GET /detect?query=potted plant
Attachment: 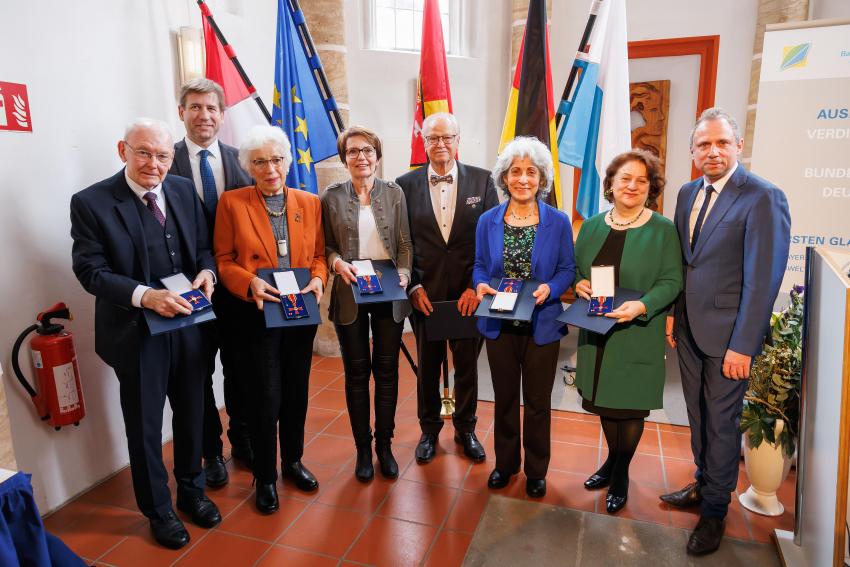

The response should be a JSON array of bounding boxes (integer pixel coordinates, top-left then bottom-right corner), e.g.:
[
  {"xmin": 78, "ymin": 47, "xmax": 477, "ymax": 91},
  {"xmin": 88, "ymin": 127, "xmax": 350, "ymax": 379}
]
[{"xmin": 739, "ymin": 285, "xmax": 804, "ymax": 516}]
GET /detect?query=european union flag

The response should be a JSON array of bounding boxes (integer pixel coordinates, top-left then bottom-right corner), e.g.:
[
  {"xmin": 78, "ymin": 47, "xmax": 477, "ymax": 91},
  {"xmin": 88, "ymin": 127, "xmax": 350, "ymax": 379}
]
[{"xmin": 271, "ymin": 0, "xmax": 339, "ymax": 194}]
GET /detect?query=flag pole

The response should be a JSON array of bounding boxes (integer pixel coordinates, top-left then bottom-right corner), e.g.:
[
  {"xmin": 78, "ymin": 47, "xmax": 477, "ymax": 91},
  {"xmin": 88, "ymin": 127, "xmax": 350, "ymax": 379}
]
[
  {"xmin": 287, "ymin": 0, "xmax": 346, "ymax": 135},
  {"xmin": 554, "ymin": 0, "xmax": 600, "ymax": 128},
  {"xmin": 197, "ymin": 0, "xmax": 272, "ymax": 123}
]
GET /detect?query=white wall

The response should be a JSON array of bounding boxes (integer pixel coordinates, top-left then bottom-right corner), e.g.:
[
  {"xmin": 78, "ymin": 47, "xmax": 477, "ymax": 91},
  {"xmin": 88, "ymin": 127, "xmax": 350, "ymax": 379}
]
[
  {"xmin": 0, "ymin": 0, "xmax": 766, "ymax": 514},
  {"xmin": 811, "ymin": 0, "xmax": 850, "ymax": 20}
]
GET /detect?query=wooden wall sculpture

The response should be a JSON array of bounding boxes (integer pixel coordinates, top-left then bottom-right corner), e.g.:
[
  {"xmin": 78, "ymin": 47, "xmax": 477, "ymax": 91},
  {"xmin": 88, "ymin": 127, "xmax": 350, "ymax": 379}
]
[{"xmin": 629, "ymin": 79, "xmax": 670, "ymax": 213}]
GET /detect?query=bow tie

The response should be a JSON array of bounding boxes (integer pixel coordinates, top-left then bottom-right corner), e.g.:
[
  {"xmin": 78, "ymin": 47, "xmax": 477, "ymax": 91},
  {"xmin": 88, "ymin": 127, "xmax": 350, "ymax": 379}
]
[{"xmin": 430, "ymin": 174, "xmax": 453, "ymax": 186}]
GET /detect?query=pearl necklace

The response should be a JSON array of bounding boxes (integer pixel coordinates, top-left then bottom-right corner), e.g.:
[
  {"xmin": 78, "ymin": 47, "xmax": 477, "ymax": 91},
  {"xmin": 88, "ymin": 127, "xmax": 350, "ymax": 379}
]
[{"xmin": 607, "ymin": 207, "xmax": 645, "ymax": 227}]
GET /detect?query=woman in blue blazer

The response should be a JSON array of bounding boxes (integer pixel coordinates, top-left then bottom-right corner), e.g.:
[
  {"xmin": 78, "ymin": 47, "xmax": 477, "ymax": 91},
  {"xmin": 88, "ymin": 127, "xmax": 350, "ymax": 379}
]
[{"xmin": 473, "ymin": 137, "xmax": 575, "ymax": 498}]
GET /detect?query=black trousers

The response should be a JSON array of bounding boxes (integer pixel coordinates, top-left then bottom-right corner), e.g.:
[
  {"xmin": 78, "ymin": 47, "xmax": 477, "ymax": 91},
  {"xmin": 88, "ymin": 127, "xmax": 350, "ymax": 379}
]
[
  {"xmin": 677, "ymin": 315, "xmax": 748, "ymax": 518},
  {"xmin": 335, "ymin": 303, "xmax": 404, "ymax": 445},
  {"xmin": 114, "ymin": 325, "xmax": 207, "ymax": 519},
  {"xmin": 248, "ymin": 319, "xmax": 317, "ymax": 484},
  {"xmin": 411, "ymin": 312, "xmax": 482, "ymax": 434},
  {"xmin": 485, "ymin": 329, "xmax": 560, "ymax": 479},
  {"xmin": 201, "ymin": 286, "xmax": 250, "ymax": 460}
]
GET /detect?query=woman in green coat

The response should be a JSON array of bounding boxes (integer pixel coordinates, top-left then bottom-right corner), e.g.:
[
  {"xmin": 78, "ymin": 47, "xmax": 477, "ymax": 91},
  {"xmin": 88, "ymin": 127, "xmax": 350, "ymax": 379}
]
[{"xmin": 573, "ymin": 149, "xmax": 682, "ymax": 514}]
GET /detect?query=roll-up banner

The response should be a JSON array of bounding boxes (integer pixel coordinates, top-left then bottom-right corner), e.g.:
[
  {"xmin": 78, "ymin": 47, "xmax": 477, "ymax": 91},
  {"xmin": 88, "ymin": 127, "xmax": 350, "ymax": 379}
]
[{"xmin": 750, "ymin": 20, "xmax": 850, "ymax": 290}]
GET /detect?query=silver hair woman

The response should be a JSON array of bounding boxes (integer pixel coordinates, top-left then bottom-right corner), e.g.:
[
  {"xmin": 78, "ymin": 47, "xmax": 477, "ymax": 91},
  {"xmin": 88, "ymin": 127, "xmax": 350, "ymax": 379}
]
[
  {"xmin": 237, "ymin": 125, "xmax": 292, "ymax": 173},
  {"xmin": 473, "ymin": 135, "xmax": 576, "ymax": 499},
  {"xmin": 490, "ymin": 136, "xmax": 555, "ymax": 202}
]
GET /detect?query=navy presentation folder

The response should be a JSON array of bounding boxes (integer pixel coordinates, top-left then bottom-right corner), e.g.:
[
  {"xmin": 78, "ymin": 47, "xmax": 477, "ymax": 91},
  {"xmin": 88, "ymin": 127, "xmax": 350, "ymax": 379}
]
[
  {"xmin": 350, "ymin": 259, "xmax": 409, "ymax": 304},
  {"xmin": 258, "ymin": 268, "xmax": 322, "ymax": 328},
  {"xmin": 424, "ymin": 300, "xmax": 480, "ymax": 341},
  {"xmin": 144, "ymin": 292, "xmax": 217, "ymax": 336},
  {"xmin": 557, "ymin": 287, "xmax": 644, "ymax": 334},
  {"xmin": 474, "ymin": 278, "xmax": 542, "ymax": 322}
]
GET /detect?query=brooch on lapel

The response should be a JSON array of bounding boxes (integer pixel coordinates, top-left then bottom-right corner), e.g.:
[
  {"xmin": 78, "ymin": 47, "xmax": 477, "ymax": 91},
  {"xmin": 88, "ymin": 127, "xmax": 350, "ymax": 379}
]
[{"xmin": 294, "ymin": 212, "xmax": 302, "ymax": 223}]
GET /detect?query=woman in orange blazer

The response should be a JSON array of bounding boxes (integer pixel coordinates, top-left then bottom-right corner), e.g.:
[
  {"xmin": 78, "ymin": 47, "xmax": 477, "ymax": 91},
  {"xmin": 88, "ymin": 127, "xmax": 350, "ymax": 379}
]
[{"xmin": 214, "ymin": 125, "xmax": 327, "ymax": 514}]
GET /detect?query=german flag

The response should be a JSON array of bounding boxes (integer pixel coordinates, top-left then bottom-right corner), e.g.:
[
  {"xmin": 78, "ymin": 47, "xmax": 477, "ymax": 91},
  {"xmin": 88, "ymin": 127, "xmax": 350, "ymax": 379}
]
[
  {"xmin": 498, "ymin": 0, "xmax": 561, "ymax": 207},
  {"xmin": 409, "ymin": 0, "xmax": 453, "ymax": 169}
]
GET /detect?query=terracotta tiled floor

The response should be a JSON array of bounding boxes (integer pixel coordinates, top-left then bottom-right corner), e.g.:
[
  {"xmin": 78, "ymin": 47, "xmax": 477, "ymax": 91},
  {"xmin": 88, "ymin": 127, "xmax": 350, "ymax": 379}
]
[{"xmin": 43, "ymin": 336, "xmax": 795, "ymax": 566}]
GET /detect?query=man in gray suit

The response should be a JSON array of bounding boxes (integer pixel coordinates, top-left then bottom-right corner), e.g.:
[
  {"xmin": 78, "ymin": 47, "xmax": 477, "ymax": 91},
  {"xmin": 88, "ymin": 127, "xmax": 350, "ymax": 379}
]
[
  {"xmin": 661, "ymin": 108, "xmax": 791, "ymax": 555},
  {"xmin": 169, "ymin": 79, "xmax": 253, "ymax": 486}
]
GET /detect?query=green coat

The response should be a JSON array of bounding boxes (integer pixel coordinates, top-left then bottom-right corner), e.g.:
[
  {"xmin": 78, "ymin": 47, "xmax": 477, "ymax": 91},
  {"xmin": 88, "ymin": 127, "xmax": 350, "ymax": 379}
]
[{"xmin": 574, "ymin": 212, "xmax": 683, "ymax": 410}]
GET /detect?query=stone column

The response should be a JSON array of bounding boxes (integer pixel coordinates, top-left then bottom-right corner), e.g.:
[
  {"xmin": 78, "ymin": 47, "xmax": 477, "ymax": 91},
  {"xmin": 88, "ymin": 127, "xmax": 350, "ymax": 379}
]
[
  {"xmin": 301, "ymin": 0, "xmax": 350, "ymax": 356},
  {"xmin": 743, "ymin": 0, "xmax": 809, "ymax": 161},
  {"xmin": 0, "ymin": 382, "xmax": 15, "ymax": 469},
  {"xmin": 510, "ymin": 0, "xmax": 552, "ymax": 73}
]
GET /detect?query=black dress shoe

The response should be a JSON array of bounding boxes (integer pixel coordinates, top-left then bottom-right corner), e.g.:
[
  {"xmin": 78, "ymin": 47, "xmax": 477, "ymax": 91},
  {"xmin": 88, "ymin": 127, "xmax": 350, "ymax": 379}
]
[
  {"xmin": 282, "ymin": 461, "xmax": 319, "ymax": 492},
  {"xmin": 375, "ymin": 441, "xmax": 399, "ymax": 479},
  {"xmin": 176, "ymin": 494, "xmax": 221, "ymax": 528},
  {"xmin": 660, "ymin": 482, "xmax": 702, "ymax": 508},
  {"xmin": 454, "ymin": 432, "xmax": 486, "ymax": 462},
  {"xmin": 355, "ymin": 445, "xmax": 374, "ymax": 482},
  {"xmin": 487, "ymin": 468, "xmax": 517, "ymax": 489},
  {"xmin": 204, "ymin": 456, "xmax": 229, "ymax": 488},
  {"xmin": 526, "ymin": 478, "xmax": 546, "ymax": 498},
  {"xmin": 687, "ymin": 515, "xmax": 725, "ymax": 556},
  {"xmin": 415, "ymin": 433, "xmax": 438, "ymax": 464},
  {"xmin": 255, "ymin": 482, "xmax": 279, "ymax": 514},
  {"xmin": 583, "ymin": 473, "xmax": 610, "ymax": 490},
  {"xmin": 150, "ymin": 511, "xmax": 190, "ymax": 550},
  {"xmin": 606, "ymin": 493, "xmax": 628, "ymax": 514}
]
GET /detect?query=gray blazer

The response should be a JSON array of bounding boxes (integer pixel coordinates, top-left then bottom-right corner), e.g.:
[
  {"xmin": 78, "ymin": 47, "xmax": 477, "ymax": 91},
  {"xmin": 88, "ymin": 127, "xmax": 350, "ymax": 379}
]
[{"xmin": 321, "ymin": 178, "xmax": 413, "ymax": 325}]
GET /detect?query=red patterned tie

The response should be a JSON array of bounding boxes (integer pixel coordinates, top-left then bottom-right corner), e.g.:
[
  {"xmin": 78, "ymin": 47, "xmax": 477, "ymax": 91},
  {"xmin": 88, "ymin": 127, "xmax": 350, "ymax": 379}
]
[{"xmin": 144, "ymin": 192, "xmax": 166, "ymax": 227}]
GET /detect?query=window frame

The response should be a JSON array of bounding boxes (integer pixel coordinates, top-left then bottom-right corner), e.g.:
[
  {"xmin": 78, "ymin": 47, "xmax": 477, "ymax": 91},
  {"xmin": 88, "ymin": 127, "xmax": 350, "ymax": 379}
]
[{"xmin": 364, "ymin": 0, "xmax": 463, "ymax": 56}]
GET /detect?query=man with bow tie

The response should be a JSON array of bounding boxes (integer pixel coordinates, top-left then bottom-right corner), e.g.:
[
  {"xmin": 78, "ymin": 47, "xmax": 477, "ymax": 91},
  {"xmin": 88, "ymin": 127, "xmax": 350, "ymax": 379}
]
[{"xmin": 396, "ymin": 112, "xmax": 499, "ymax": 464}]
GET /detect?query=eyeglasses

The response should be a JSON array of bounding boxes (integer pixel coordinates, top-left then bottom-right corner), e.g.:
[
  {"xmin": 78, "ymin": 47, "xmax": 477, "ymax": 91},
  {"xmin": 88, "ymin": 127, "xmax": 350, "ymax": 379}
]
[
  {"xmin": 345, "ymin": 146, "xmax": 376, "ymax": 159},
  {"xmin": 424, "ymin": 135, "xmax": 457, "ymax": 146},
  {"xmin": 123, "ymin": 142, "xmax": 173, "ymax": 164},
  {"xmin": 251, "ymin": 157, "xmax": 286, "ymax": 168}
]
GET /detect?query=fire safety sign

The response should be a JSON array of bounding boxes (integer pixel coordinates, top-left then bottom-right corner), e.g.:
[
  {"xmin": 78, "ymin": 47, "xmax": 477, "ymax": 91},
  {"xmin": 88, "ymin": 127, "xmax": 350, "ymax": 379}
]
[{"xmin": 0, "ymin": 81, "xmax": 32, "ymax": 133}]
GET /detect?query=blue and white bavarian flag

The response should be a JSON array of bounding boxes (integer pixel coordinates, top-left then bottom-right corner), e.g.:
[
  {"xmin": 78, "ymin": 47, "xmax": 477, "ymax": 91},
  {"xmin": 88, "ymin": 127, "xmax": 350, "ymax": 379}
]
[
  {"xmin": 557, "ymin": 0, "xmax": 631, "ymax": 219},
  {"xmin": 272, "ymin": 0, "xmax": 339, "ymax": 194}
]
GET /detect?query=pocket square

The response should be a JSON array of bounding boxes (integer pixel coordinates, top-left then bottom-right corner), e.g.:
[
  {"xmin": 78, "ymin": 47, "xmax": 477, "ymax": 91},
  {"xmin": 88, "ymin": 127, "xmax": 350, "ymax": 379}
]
[{"xmin": 465, "ymin": 196, "xmax": 482, "ymax": 206}]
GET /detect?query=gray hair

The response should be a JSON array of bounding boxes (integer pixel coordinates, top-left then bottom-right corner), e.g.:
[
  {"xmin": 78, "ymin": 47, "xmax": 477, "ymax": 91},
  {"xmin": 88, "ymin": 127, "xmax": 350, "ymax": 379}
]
[
  {"xmin": 422, "ymin": 112, "xmax": 459, "ymax": 136},
  {"xmin": 689, "ymin": 107, "xmax": 742, "ymax": 148},
  {"xmin": 238, "ymin": 125, "xmax": 292, "ymax": 173},
  {"xmin": 491, "ymin": 136, "xmax": 554, "ymax": 200},
  {"xmin": 179, "ymin": 78, "xmax": 226, "ymax": 111},
  {"xmin": 124, "ymin": 117, "xmax": 174, "ymax": 142}
]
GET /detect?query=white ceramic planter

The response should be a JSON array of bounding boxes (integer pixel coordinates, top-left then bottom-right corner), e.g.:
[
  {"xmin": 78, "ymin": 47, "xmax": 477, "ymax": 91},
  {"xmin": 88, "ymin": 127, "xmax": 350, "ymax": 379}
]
[{"xmin": 739, "ymin": 419, "xmax": 793, "ymax": 516}]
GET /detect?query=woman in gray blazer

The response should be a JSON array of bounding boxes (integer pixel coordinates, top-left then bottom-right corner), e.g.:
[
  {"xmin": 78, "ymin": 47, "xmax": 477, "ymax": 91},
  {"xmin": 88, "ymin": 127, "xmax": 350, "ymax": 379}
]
[{"xmin": 321, "ymin": 126, "xmax": 412, "ymax": 483}]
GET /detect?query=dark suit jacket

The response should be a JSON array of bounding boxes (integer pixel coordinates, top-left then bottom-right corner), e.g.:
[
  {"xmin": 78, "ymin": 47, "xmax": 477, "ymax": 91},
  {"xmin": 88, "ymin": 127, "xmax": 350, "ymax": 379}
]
[
  {"xmin": 473, "ymin": 201, "xmax": 576, "ymax": 345},
  {"xmin": 169, "ymin": 139, "xmax": 252, "ymax": 226},
  {"xmin": 70, "ymin": 170, "xmax": 216, "ymax": 369},
  {"xmin": 673, "ymin": 165, "xmax": 791, "ymax": 357},
  {"xmin": 396, "ymin": 162, "xmax": 499, "ymax": 301}
]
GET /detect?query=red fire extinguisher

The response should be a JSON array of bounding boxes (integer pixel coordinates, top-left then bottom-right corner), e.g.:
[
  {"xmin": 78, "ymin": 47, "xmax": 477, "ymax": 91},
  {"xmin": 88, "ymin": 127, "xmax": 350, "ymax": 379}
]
[{"xmin": 12, "ymin": 303, "xmax": 85, "ymax": 430}]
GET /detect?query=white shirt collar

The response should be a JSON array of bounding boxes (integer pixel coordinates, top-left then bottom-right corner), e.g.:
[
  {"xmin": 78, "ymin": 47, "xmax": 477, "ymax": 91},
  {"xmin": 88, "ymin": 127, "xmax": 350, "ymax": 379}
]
[
  {"xmin": 124, "ymin": 168, "xmax": 162, "ymax": 200},
  {"xmin": 185, "ymin": 137, "xmax": 220, "ymax": 159},
  {"xmin": 702, "ymin": 161, "xmax": 738, "ymax": 193},
  {"xmin": 427, "ymin": 162, "xmax": 458, "ymax": 185}
]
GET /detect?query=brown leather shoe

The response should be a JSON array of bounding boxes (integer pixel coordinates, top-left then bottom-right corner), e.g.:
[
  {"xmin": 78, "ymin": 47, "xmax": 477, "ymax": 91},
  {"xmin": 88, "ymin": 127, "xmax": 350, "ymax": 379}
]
[
  {"xmin": 687, "ymin": 515, "xmax": 725, "ymax": 555},
  {"xmin": 660, "ymin": 482, "xmax": 702, "ymax": 508}
]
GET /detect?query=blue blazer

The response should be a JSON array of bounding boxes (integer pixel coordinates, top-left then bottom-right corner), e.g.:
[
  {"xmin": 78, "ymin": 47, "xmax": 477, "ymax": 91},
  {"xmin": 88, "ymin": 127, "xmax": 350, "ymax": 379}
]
[
  {"xmin": 673, "ymin": 165, "xmax": 791, "ymax": 357},
  {"xmin": 473, "ymin": 201, "xmax": 575, "ymax": 345}
]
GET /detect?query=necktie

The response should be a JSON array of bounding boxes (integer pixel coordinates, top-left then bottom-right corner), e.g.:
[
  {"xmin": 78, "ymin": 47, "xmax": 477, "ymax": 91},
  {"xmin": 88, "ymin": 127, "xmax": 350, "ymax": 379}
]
[
  {"xmin": 430, "ymin": 174, "xmax": 453, "ymax": 186},
  {"xmin": 144, "ymin": 192, "xmax": 166, "ymax": 227},
  {"xmin": 199, "ymin": 149, "xmax": 218, "ymax": 216},
  {"xmin": 690, "ymin": 185, "xmax": 715, "ymax": 251}
]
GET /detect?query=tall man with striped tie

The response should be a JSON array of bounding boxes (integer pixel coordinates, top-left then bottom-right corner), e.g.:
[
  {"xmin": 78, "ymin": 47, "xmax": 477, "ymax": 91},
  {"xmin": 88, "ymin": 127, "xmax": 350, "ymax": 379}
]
[
  {"xmin": 71, "ymin": 119, "xmax": 220, "ymax": 549},
  {"xmin": 661, "ymin": 108, "xmax": 791, "ymax": 556},
  {"xmin": 170, "ymin": 79, "xmax": 253, "ymax": 487}
]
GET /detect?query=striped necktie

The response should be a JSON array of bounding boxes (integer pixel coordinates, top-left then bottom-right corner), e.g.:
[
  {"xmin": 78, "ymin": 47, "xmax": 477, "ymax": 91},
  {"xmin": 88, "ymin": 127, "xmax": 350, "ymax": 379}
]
[{"xmin": 199, "ymin": 149, "xmax": 218, "ymax": 217}]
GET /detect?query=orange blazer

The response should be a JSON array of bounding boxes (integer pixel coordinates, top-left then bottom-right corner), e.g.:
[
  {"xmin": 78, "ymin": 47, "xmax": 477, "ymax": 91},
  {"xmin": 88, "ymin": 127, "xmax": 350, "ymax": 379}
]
[{"xmin": 214, "ymin": 185, "xmax": 328, "ymax": 302}]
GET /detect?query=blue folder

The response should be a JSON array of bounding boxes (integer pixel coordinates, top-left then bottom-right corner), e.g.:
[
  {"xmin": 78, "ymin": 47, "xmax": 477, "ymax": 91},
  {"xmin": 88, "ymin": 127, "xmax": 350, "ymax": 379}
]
[
  {"xmin": 143, "ymin": 288, "xmax": 217, "ymax": 336},
  {"xmin": 474, "ymin": 278, "xmax": 542, "ymax": 322},
  {"xmin": 258, "ymin": 268, "xmax": 322, "ymax": 328},
  {"xmin": 557, "ymin": 287, "xmax": 644, "ymax": 334},
  {"xmin": 350, "ymin": 259, "xmax": 409, "ymax": 304},
  {"xmin": 425, "ymin": 300, "xmax": 480, "ymax": 341}
]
